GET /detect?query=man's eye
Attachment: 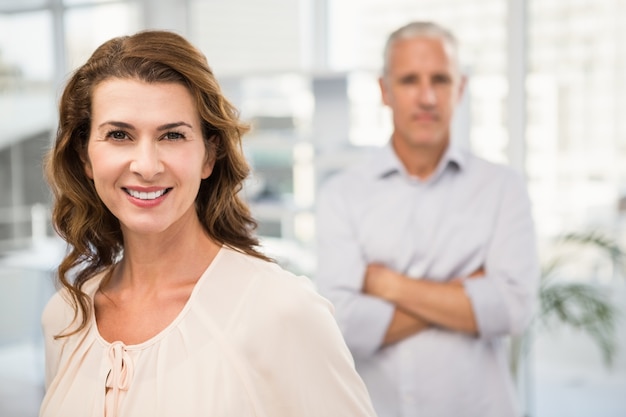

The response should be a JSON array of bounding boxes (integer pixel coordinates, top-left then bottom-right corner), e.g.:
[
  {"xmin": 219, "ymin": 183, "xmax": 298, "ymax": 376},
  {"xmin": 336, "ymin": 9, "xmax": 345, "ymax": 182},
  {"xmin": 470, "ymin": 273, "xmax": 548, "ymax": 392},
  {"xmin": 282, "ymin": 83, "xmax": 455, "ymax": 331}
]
[
  {"xmin": 399, "ymin": 75, "xmax": 417, "ymax": 84},
  {"xmin": 433, "ymin": 75, "xmax": 452, "ymax": 85}
]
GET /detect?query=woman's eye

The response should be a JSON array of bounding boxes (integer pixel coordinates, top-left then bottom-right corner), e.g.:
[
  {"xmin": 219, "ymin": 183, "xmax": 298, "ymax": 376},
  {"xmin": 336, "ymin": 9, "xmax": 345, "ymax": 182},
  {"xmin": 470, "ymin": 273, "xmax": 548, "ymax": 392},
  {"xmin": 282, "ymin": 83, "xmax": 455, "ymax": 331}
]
[
  {"xmin": 164, "ymin": 131, "xmax": 185, "ymax": 140},
  {"xmin": 107, "ymin": 130, "xmax": 128, "ymax": 140}
]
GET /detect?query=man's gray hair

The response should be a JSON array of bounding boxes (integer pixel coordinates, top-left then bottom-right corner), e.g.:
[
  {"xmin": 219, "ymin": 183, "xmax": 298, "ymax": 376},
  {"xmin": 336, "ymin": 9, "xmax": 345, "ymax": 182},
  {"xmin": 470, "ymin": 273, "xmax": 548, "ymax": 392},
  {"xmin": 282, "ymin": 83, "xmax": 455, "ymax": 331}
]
[{"xmin": 382, "ymin": 21, "xmax": 460, "ymax": 76}]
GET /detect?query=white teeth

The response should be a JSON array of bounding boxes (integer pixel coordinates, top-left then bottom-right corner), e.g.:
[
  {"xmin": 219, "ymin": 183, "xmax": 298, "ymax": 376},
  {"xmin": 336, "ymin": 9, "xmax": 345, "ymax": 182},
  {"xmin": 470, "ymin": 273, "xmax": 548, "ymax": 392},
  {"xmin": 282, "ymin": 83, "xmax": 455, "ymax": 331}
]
[{"xmin": 127, "ymin": 189, "xmax": 167, "ymax": 200}]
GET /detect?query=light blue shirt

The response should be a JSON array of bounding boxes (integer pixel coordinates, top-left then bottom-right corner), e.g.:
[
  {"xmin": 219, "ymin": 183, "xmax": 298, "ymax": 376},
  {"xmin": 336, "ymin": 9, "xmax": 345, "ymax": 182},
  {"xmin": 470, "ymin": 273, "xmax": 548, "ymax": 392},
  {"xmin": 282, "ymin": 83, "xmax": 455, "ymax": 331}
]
[{"xmin": 315, "ymin": 142, "xmax": 540, "ymax": 417}]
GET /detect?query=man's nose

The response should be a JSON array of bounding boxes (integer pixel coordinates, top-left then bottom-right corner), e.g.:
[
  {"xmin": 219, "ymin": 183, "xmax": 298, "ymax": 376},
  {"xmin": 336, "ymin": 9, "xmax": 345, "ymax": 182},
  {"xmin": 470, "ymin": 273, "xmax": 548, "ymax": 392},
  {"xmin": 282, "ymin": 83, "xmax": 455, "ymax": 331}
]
[{"xmin": 417, "ymin": 82, "xmax": 437, "ymax": 106}]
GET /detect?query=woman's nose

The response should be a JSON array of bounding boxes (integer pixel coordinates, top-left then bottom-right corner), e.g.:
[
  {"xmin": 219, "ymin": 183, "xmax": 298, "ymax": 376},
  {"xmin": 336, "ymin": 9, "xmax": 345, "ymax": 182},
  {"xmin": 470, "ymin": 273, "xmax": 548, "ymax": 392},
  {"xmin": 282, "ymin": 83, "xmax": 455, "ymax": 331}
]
[{"xmin": 129, "ymin": 140, "xmax": 164, "ymax": 179}]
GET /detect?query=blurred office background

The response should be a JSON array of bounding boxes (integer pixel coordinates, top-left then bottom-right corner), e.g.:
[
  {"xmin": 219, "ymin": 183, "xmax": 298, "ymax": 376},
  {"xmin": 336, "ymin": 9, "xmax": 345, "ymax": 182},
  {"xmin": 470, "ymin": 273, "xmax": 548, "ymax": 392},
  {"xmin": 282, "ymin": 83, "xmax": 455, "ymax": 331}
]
[{"xmin": 1, "ymin": 0, "xmax": 625, "ymax": 416}]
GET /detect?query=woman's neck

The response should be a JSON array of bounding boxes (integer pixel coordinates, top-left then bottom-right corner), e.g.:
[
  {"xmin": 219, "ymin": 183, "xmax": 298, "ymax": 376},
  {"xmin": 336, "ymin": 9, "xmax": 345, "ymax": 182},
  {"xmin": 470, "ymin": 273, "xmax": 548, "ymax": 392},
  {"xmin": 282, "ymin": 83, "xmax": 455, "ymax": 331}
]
[{"xmin": 112, "ymin": 215, "xmax": 220, "ymax": 291}]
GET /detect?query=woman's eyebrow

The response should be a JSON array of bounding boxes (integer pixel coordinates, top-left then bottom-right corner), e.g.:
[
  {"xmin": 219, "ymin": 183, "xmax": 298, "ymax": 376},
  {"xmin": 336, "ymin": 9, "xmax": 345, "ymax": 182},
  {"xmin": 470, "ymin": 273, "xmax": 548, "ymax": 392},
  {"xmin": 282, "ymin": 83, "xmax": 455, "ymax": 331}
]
[
  {"xmin": 96, "ymin": 121, "xmax": 194, "ymax": 131},
  {"xmin": 156, "ymin": 121, "xmax": 193, "ymax": 131},
  {"xmin": 98, "ymin": 120, "xmax": 135, "ymax": 129}
]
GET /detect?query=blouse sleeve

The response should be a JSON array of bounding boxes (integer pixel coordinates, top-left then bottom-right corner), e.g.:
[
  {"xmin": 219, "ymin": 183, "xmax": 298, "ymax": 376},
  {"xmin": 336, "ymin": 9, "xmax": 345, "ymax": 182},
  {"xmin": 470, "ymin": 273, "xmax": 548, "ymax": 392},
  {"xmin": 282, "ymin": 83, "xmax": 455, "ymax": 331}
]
[
  {"xmin": 41, "ymin": 291, "xmax": 72, "ymax": 389},
  {"xmin": 242, "ymin": 273, "xmax": 377, "ymax": 417}
]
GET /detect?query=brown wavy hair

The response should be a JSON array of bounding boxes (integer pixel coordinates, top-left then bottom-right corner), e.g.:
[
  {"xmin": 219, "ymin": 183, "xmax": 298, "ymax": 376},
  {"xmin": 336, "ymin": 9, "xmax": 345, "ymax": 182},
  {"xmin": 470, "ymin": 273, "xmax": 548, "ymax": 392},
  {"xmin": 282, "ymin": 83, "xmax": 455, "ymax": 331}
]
[{"xmin": 45, "ymin": 30, "xmax": 270, "ymax": 337}]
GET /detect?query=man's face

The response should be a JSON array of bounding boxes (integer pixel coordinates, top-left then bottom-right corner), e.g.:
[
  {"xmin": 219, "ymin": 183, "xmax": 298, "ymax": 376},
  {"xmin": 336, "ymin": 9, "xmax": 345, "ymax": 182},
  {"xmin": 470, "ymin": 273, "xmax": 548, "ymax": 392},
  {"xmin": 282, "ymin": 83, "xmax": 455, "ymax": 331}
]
[{"xmin": 379, "ymin": 36, "xmax": 465, "ymax": 152}]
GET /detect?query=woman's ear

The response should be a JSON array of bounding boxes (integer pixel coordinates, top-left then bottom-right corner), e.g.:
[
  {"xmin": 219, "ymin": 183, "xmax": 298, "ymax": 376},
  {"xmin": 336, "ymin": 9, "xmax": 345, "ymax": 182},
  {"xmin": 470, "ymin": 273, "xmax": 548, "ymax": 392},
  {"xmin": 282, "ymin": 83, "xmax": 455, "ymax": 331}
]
[
  {"xmin": 80, "ymin": 146, "xmax": 94, "ymax": 179},
  {"xmin": 201, "ymin": 139, "xmax": 216, "ymax": 180}
]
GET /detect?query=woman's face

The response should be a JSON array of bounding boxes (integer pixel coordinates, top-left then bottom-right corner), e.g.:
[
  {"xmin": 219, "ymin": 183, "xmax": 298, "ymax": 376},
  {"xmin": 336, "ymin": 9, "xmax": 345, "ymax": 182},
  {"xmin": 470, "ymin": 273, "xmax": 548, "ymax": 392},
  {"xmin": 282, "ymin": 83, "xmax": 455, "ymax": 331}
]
[{"xmin": 84, "ymin": 78, "xmax": 214, "ymax": 236}]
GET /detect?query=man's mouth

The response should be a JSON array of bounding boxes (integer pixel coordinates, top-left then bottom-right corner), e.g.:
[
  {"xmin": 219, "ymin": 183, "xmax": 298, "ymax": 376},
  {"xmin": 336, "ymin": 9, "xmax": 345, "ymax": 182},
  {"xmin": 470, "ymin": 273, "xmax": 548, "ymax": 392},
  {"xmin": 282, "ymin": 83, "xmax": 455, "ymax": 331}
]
[{"xmin": 414, "ymin": 113, "xmax": 437, "ymax": 122}]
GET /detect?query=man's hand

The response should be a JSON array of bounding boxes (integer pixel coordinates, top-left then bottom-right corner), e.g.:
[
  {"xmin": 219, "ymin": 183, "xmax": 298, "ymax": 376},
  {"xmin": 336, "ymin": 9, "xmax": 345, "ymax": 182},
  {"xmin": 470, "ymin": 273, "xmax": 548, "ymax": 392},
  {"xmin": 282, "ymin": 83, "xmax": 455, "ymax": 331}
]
[
  {"xmin": 363, "ymin": 263, "xmax": 430, "ymax": 345},
  {"xmin": 363, "ymin": 263, "xmax": 480, "ymax": 335},
  {"xmin": 469, "ymin": 267, "xmax": 485, "ymax": 278},
  {"xmin": 362, "ymin": 264, "xmax": 403, "ymax": 300},
  {"xmin": 451, "ymin": 267, "xmax": 485, "ymax": 285}
]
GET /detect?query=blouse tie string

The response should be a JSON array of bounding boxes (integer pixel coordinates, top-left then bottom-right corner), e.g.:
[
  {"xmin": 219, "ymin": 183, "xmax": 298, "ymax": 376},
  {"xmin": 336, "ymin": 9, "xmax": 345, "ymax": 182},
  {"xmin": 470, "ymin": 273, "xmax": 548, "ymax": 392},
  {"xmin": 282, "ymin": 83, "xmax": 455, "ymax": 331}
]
[{"xmin": 105, "ymin": 341, "xmax": 134, "ymax": 417}]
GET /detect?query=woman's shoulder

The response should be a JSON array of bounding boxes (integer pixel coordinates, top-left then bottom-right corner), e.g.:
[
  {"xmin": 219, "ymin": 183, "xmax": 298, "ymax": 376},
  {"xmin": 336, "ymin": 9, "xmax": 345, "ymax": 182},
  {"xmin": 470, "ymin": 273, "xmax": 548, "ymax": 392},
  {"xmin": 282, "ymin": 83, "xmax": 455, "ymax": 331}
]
[
  {"xmin": 41, "ymin": 271, "xmax": 105, "ymax": 336},
  {"xmin": 42, "ymin": 289, "xmax": 74, "ymax": 333},
  {"xmin": 220, "ymin": 247, "xmax": 320, "ymax": 295},
  {"xmin": 201, "ymin": 246, "xmax": 333, "ymax": 324}
]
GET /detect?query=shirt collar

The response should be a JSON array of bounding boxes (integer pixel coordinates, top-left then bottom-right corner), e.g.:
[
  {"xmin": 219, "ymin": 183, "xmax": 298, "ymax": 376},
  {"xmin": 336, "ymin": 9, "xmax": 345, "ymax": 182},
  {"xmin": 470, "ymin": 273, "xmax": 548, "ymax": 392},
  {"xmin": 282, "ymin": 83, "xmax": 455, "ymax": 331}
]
[{"xmin": 371, "ymin": 140, "xmax": 467, "ymax": 180}]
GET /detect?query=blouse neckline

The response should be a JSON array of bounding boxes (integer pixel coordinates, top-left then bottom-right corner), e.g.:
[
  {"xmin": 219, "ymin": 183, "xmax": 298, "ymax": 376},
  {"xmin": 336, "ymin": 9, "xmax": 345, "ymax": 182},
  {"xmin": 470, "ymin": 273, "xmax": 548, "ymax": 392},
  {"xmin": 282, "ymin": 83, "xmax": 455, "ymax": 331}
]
[{"xmin": 89, "ymin": 245, "xmax": 226, "ymax": 350}]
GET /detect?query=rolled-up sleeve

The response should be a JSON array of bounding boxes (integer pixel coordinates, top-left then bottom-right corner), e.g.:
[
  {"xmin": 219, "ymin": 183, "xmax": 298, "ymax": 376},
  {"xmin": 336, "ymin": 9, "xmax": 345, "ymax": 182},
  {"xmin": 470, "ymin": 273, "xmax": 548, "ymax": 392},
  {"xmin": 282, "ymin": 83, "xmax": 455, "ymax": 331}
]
[
  {"xmin": 315, "ymin": 178, "xmax": 395, "ymax": 358},
  {"xmin": 464, "ymin": 170, "xmax": 540, "ymax": 338}
]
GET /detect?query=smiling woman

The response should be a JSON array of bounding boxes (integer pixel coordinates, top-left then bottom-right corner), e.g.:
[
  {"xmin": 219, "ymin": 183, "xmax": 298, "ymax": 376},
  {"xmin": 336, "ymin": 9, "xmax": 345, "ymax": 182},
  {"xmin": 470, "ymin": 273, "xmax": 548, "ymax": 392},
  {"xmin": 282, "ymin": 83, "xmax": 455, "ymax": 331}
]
[
  {"xmin": 40, "ymin": 30, "xmax": 377, "ymax": 417},
  {"xmin": 85, "ymin": 79, "xmax": 213, "ymax": 234}
]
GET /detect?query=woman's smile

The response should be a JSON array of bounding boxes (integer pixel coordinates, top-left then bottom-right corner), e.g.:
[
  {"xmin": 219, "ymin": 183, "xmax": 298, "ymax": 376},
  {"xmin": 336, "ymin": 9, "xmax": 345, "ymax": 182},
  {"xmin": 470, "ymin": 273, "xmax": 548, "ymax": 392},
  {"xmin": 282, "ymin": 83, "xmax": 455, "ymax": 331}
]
[{"xmin": 84, "ymin": 78, "xmax": 214, "ymax": 235}]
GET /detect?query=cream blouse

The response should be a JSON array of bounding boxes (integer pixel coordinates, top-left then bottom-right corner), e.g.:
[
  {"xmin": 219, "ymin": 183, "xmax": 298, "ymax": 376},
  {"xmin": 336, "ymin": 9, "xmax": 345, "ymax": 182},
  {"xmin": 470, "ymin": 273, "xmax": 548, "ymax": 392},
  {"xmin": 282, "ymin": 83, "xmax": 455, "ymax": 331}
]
[{"xmin": 40, "ymin": 247, "xmax": 376, "ymax": 417}]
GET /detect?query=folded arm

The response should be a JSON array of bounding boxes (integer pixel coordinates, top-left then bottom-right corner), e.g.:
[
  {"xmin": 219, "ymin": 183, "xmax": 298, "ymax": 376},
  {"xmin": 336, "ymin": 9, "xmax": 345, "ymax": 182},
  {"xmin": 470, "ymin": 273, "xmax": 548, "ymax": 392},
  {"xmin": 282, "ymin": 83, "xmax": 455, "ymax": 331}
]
[
  {"xmin": 367, "ymin": 171, "xmax": 540, "ymax": 342},
  {"xmin": 364, "ymin": 265, "xmax": 483, "ymax": 341}
]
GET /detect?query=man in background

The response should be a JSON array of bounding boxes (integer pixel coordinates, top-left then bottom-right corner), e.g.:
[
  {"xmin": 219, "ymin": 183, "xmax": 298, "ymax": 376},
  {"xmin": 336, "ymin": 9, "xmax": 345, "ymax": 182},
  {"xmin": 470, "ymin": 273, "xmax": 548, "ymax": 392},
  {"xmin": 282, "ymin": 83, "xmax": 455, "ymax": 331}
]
[{"xmin": 315, "ymin": 21, "xmax": 540, "ymax": 417}]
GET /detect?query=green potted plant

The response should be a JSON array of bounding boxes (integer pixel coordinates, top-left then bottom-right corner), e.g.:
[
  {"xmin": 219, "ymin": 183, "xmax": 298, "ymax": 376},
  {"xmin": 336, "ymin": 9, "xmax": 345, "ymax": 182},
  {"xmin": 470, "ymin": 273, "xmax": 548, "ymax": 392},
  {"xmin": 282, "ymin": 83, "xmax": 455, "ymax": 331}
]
[{"xmin": 511, "ymin": 231, "xmax": 622, "ymax": 416}]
